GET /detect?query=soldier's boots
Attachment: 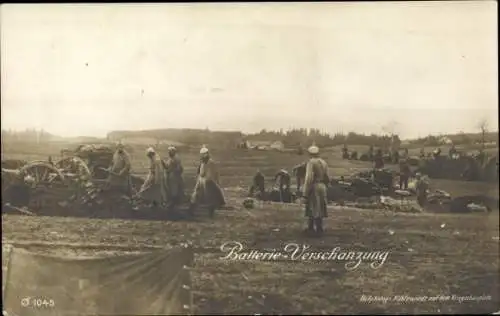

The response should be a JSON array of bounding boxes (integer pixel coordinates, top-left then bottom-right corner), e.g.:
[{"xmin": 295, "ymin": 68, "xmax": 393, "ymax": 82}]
[
  {"xmin": 187, "ymin": 203, "xmax": 196, "ymax": 217},
  {"xmin": 208, "ymin": 207, "xmax": 215, "ymax": 218},
  {"xmin": 166, "ymin": 199, "xmax": 180, "ymax": 213},
  {"xmin": 315, "ymin": 218, "xmax": 324, "ymax": 235},
  {"xmin": 304, "ymin": 218, "xmax": 315, "ymax": 235}
]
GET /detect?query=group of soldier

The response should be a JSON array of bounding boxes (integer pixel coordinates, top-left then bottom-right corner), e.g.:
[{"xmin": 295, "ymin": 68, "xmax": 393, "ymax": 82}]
[
  {"xmin": 342, "ymin": 143, "xmax": 469, "ymax": 166},
  {"xmin": 249, "ymin": 145, "xmax": 330, "ymax": 235},
  {"xmin": 250, "ymin": 143, "xmax": 434, "ymax": 233},
  {"xmin": 106, "ymin": 143, "xmax": 225, "ymax": 218},
  {"xmin": 249, "ymin": 168, "xmax": 293, "ymax": 200},
  {"xmin": 108, "ymin": 140, "xmax": 434, "ymax": 234},
  {"xmin": 374, "ymin": 147, "xmax": 429, "ymax": 207},
  {"xmin": 105, "ymin": 142, "xmax": 331, "ymax": 234},
  {"xmin": 342, "ymin": 144, "xmax": 416, "ymax": 191}
]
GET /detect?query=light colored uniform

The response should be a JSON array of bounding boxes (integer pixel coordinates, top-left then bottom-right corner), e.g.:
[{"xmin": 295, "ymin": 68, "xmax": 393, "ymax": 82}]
[
  {"xmin": 108, "ymin": 150, "xmax": 132, "ymax": 194},
  {"xmin": 191, "ymin": 159, "xmax": 225, "ymax": 208},
  {"xmin": 138, "ymin": 155, "xmax": 168, "ymax": 204},
  {"xmin": 164, "ymin": 155, "xmax": 184, "ymax": 202},
  {"xmin": 303, "ymin": 157, "xmax": 329, "ymax": 219}
]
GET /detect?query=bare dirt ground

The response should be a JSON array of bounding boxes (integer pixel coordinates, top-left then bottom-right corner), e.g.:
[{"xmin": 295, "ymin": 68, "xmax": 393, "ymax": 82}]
[{"xmin": 2, "ymin": 142, "xmax": 499, "ymax": 314}]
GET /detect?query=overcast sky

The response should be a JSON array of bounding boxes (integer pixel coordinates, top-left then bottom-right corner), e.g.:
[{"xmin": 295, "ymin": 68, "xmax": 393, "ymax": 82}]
[{"xmin": 1, "ymin": 2, "xmax": 497, "ymax": 139}]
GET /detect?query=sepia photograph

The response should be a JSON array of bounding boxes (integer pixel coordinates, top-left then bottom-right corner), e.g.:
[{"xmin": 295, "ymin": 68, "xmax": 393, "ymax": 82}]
[{"xmin": 1, "ymin": 2, "xmax": 499, "ymax": 315}]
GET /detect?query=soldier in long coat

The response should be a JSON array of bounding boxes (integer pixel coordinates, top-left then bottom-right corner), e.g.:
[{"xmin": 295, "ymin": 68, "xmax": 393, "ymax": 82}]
[
  {"xmin": 136, "ymin": 147, "xmax": 168, "ymax": 207},
  {"xmin": 292, "ymin": 162, "xmax": 307, "ymax": 195},
  {"xmin": 415, "ymin": 173, "xmax": 430, "ymax": 207},
  {"xmin": 274, "ymin": 169, "xmax": 291, "ymax": 201},
  {"xmin": 162, "ymin": 146, "xmax": 185, "ymax": 211},
  {"xmin": 107, "ymin": 143, "xmax": 132, "ymax": 196},
  {"xmin": 399, "ymin": 158, "xmax": 411, "ymax": 190},
  {"xmin": 373, "ymin": 148, "xmax": 384, "ymax": 169},
  {"xmin": 190, "ymin": 146, "xmax": 225, "ymax": 218},
  {"xmin": 302, "ymin": 145, "xmax": 330, "ymax": 235},
  {"xmin": 341, "ymin": 144, "xmax": 349, "ymax": 159},
  {"xmin": 420, "ymin": 147, "xmax": 426, "ymax": 159},
  {"xmin": 368, "ymin": 145, "xmax": 374, "ymax": 161},
  {"xmin": 249, "ymin": 169, "xmax": 266, "ymax": 198}
]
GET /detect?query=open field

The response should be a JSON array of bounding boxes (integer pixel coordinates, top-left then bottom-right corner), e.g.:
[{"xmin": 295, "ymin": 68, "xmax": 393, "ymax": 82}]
[{"xmin": 2, "ymin": 141, "xmax": 499, "ymax": 314}]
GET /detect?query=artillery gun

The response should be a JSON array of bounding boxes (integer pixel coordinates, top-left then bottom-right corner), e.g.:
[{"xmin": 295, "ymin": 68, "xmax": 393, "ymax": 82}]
[
  {"xmin": 55, "ymin": 144, "xmax": 143, "ymax": 187},
  {"xmin": 2, "ymin": 144, "xmax": 145, "ymax": 216},
  {"xmin": 2, "ymin": 160, "xmax": 67, "ymax": 211},
  {"xmin": 57, "ymin": 144, "xmax": 115, "ymax": 181}
]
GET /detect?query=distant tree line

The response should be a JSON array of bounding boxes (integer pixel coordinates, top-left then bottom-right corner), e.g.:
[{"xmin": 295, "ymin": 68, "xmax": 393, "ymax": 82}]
[
  {"xmin": 1, "ymin": 129, "xmax": 53, "ymax": 142},
  {"xmin": 245, "ymin": 128, "xmax": 399, "ymax": 148},
  {"xmin": 4, "ymin": 127, "xmax": 497, "ymax": 150},
  {"xmin": 107, "ymin": 128, "xmax": 243, "ymax": 147}
]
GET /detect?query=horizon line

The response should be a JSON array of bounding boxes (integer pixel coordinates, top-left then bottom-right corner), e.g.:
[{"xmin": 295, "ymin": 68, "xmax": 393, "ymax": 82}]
[{"xmin": 2, "ymin": 126, "xmax": 498, "ymax": 141}]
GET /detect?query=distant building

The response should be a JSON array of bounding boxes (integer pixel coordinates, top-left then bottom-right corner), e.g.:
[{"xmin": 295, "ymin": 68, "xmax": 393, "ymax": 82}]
[
  {"xmin": 270, "ymin": 141, "xmax": 285, "ymax": 151},
  {"xmin": 247, "ymin": 140, "xmax": 285, "ymax": 151},
  {"xmin": 247, "ymin": 140, "xmax": 270, "ymax": 150},
  {"xmin": 111, "ymin": 136, "xmax": 185, "ymax": 147},
  {"xmin": 439, "ymin": 136, "xmax": 453, "ymax": 145},
  {"xmin": 238, "ymin": 140, "xmax": 251, "ymax": 149},
  {"xmin": 400, "ymin": 140, "xmax": 411, "ymax": 147}
]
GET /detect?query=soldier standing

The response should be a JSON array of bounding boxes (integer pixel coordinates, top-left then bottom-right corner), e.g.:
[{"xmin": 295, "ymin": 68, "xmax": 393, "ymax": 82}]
[
  {"xmin": 163, "ymin": 146, "xmax": 185, "ymax": 212},
  {"xmin": 274, "ymin": 169, "xmax": 291, "ymax": 201},
  {"xmin": 107, "ymin": 142, "xmax": 132, "ymax": 197},
  {"xmin": 302, "ymin": 145, "xmax": 329, "ymax": 236},
  {"xmin": 190, "ymin": 146, "xmax": 225, "ymax": 218}
]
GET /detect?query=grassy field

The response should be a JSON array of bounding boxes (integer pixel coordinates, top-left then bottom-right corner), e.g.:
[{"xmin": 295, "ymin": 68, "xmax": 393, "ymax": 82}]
[{"xmin": 2, "ymin": 141, "xmax": 499, "ymax": 314}]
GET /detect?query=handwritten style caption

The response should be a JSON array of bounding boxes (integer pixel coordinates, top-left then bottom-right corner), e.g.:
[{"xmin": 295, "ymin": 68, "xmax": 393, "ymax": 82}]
[{"xmin": 219, "ymin": 241, "xmax": 390, "ymax": 270}]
